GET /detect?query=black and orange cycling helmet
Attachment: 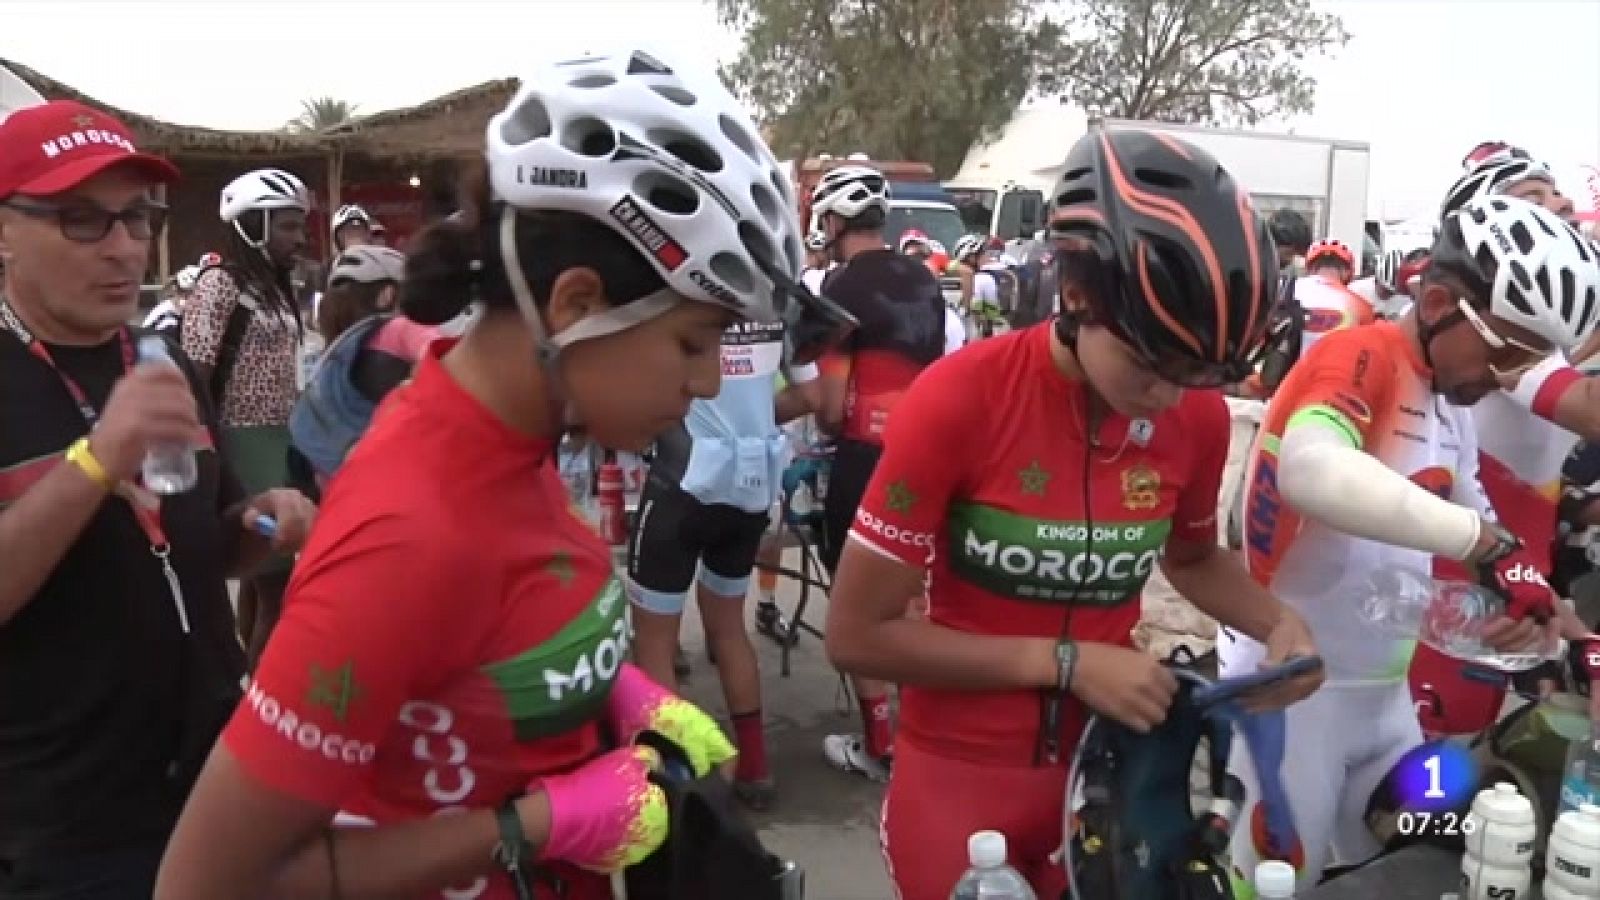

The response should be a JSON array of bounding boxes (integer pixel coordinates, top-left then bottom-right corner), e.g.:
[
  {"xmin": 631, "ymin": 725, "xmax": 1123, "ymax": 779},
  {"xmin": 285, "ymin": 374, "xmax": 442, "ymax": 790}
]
[{"xmin": 1048, "ymin": 128, "xmax": 1279, "ymax": 386}]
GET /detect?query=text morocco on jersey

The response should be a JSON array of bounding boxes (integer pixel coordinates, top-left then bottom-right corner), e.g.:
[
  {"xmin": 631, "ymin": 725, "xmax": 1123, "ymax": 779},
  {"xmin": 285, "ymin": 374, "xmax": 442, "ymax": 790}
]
[{"xmin": 846, "ymin": 324, "xmax": 1229, "ymax": 765}]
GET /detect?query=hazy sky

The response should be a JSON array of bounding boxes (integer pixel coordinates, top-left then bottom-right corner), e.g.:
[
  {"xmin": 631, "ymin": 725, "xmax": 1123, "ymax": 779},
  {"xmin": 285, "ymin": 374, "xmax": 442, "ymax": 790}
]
[{"xmin": 3, "ymin": 0, "xmax": 1597, "ymax": 219}]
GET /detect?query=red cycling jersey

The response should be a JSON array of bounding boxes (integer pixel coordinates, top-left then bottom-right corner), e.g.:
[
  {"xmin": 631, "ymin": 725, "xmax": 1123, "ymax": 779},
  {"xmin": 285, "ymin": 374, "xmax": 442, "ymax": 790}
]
[
  {"xmin": 848, "ymin": 324, "xmax": 1229, "ymax": 765},
  {"xmin": 224, "ymin": 342, "xmax": 623, "ymax": 900},
  {"xmin": 819, "ymin": 248, "xmax": 945, "ymax": 445}
]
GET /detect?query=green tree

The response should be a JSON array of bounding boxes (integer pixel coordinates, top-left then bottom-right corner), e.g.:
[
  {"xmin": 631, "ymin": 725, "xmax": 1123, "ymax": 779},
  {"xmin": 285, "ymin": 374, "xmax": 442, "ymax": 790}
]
[
  {"xmin": 288, "ymin": 96, "xmax": 360, "ymax": 133},
  {"xmin": 1055, "ymin": 0, "xmax": 1349, "ymax": 126},
  {"xmin": 717, "ymin": 0, "xmax": 1067, "ymax": 177}
]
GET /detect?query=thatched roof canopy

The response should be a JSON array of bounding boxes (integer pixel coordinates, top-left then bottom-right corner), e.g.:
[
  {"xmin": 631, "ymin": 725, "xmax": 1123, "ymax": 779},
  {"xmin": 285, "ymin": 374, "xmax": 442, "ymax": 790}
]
[
  {"xmin": 329, "ymin": 79, "xmax": 518, "ymax": 162},
  {"xmin": 2, "ymin": 58, "xmax": 325, "ymax": 159},
  {"xmin": 3, "ymin": 58, "xmax": 519, "ymax": 164}
]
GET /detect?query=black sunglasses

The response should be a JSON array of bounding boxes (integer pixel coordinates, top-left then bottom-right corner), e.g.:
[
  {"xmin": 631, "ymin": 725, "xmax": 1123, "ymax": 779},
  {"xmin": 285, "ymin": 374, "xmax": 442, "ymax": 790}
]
[{"xmin": 3, "ymin": 198, "xmax": 168, "ymax": 244}]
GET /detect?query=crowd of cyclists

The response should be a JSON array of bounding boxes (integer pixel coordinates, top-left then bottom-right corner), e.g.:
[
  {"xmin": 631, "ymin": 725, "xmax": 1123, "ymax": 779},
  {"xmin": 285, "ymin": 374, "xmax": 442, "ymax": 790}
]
[{"xmin": 4, "ymin": 37, "xmax": 1600, "ymax": 900}]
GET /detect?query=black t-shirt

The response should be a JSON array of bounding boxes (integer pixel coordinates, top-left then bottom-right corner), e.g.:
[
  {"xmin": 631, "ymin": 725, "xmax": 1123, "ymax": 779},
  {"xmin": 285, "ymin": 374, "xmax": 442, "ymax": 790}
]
[
  {"xmin": 0, "ymin": 327, "xmax": 248, "ymax": 864},
  {"xmin": 819, "ymin": 248, "xmax": 944, "ymax": 444}
]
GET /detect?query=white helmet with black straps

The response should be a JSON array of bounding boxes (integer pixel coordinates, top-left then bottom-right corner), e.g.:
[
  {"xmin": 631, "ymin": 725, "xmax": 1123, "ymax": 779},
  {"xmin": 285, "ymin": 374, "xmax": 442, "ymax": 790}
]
[
  {"xmin": 952, "ymin": 233, "xmax": 988, "ymax": 263},
  {"xmin": 486, "ymin": 45, "xmax": 807, "ymax": 350},
  {"xmin": 1434, "ymin": 195, "xmax": 1600, "ymax": 350},
  {"xmin": 220, "ymin": 168, "xmax": 310, "ymax": 252},
  {"xmin": 810, "ymin": 164, "xmax": 890, "ymax": 221},
  {"xmin": 331, "ymin": 203, "xmax": 384, "ymax": 240},
  {"xmin": 1439, "ymin": 157, "xmax": 1554, "ymax": 221},
  {"xmin": 328, "ymin": 245, "xmax": 406, "ymax": 287}
]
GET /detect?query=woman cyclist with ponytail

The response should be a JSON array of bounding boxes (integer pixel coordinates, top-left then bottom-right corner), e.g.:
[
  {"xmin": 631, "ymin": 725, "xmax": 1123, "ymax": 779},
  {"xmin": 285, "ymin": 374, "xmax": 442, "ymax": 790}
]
[
  {"xmin": 824, "ymin": 129, "xmax": 1324, "ymax": 900},
  {"xmin": 156, "ymin": 46, "xmax": 849, "ymax": 900}
]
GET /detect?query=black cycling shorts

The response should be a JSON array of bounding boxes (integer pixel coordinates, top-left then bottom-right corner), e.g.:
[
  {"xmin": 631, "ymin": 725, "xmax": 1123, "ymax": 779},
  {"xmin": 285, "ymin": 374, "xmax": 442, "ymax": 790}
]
[
  {"xmin": 627, "ymin": 470, "xmax": 770, "ymax": 614},
  {"xmin": 820, "ymin": 438, "xmax": 883, "ymax": 574}
]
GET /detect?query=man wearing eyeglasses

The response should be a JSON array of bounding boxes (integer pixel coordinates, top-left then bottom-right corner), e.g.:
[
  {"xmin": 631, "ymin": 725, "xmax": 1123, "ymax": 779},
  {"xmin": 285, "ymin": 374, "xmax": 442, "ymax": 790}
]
[
  {"xmin": 1225, "ymin": 194, "xmax": 1600, "ymax": 890},
  {"xmin": 0, "ymin": 101, "xmax": 315, "ymax": 900}
]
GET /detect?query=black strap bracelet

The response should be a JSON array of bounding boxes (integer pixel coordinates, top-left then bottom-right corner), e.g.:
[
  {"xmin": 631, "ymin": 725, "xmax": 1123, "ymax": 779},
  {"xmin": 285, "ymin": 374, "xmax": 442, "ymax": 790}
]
[{"xmin": 493, "ymin": 796, "xmax": 537, "ymax": 900}]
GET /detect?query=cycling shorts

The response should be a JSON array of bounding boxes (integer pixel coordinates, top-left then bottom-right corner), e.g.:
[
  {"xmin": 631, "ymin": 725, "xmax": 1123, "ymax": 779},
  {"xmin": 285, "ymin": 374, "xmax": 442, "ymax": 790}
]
[
  {"xmin": 627, "ymin": 472, "xmax": 769, "ymax": 614},
  {"xmin": 820, "ymin": 438, "xmax": 881, "ymax": 573},
  {"xmin": 881, "ymin": 738, "xmax": 1069, "ymax": 900}
]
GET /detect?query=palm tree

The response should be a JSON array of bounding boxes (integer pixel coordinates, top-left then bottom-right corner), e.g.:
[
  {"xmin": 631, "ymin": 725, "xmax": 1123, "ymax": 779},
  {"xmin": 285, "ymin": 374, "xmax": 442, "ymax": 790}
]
[{"xmin": 288, "ymin": 97, "xmax": 359, "ymax": 133}]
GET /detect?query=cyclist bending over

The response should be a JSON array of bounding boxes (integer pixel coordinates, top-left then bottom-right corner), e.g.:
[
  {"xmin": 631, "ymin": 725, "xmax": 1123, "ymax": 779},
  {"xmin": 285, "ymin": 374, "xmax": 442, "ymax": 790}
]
[
  {"xmin": 825, "ymin": 129, "xmax": 1323, "ymax": 900},
  {"xmin": 1229, "ymin": 195, "xmax": 1600, "ymax": 893}
]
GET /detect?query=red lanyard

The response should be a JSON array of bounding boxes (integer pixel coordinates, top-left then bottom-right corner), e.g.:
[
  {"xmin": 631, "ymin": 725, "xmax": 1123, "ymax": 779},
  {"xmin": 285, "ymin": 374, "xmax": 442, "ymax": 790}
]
[{"xmin": 0, "ymin": 302, "xmax": 173, "ymax": 553}]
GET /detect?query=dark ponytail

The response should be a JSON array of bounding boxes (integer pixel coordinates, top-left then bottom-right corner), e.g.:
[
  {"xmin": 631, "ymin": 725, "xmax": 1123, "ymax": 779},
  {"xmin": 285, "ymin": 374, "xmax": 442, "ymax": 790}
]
[{"xmin": 400, "ymin": 159, "xmax": 666, "ymax": 326}]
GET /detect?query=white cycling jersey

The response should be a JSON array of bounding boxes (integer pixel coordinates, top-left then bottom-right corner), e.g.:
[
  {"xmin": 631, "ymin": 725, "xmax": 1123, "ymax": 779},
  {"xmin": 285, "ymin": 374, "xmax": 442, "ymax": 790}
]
[
  {"xmin": 1225, "ymin": 321, "xmax": 1491, "ymax": 889},
  {"xmin": 1296, "ymin": 274, "xmax": 1376, "ymax": 356}
]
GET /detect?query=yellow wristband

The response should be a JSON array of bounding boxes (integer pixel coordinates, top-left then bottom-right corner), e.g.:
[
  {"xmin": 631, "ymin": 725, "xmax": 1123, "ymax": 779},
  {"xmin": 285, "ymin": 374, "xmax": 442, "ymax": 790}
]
[{"xmin": 66, "ymin": 438, "xmax": 115, "ymax": 492}]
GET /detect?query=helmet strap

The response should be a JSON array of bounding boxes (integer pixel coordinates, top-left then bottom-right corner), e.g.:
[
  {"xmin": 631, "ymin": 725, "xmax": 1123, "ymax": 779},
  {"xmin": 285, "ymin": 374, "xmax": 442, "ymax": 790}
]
[{"xmin": 496, "ymin": 207, "xmax": 682, "ymax": 437}]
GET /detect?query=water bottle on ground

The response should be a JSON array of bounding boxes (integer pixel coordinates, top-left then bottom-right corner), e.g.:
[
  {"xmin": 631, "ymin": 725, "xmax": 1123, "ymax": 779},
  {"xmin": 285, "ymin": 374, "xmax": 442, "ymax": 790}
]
[
  {"xmin": 949, "ymin": 831, "xmax": 1036, "ymax": 900},
  {"xmin": 1544, "ymin": 803, "xmax": 1600, "ymax": 900},
  {"xmin": 1560, "ymin": 722, "xmax": 1600, "ymax": 815},
  {"xmin": 1359, "ymin": 565, "xmax": 1564, "ymax": 671},
  {"xmin": 1461, "ymin": 782, "xmax": 1536, "ymax": 900},
  {"xmin": 135, "ymin": 336, "xmax": 197, "ymax": 494},
  {"xmin": 1253, "ymin": 860, "xmax": 1296, "ymax": 898}
]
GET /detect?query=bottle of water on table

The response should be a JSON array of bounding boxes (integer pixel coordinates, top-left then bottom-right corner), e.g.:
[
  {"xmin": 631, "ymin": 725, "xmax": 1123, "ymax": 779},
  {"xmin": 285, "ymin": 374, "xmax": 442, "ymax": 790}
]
[
  {"xmin": 136, "ymin": 336, "xmax": 197, "ymax": 494},
  {"xmin": 950, "ymin": 831, "xmax": 1036, "ymax": 900}
]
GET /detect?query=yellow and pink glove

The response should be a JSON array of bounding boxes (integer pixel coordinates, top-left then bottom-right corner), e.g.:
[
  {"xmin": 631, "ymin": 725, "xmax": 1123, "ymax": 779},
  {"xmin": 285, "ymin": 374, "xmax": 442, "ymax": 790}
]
[
  {"xmin": 534, "ymin": 745, "xmax": 669, "ymax": 872},
  {"xmin": 605, "ymin": 663, "xmax": 736, "ymax": 778}
]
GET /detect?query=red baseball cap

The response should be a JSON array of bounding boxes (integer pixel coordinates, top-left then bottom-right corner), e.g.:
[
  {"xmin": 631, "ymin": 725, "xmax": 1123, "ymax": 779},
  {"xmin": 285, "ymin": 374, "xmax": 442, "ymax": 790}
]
[{"xmin": 0, "ymin": 100, "xmax": 179, "ymax": 199}]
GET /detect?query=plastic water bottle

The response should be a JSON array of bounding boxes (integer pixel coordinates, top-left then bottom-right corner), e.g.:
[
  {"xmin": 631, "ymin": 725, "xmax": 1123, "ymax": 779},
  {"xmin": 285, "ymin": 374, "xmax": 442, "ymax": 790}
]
[
  {"xmin": 1560, "ymin": 723, "xmax": 1600, "ymax": 815},
  {"xmin": 1461, "ymin": 783, "xmax": 1536, "ymax": 900},
  {"xmin": 136, "ymin": 336, "xmax": 197, "ymax": 494},
  {"xmin": 1359, "ymin": 566, "xmax": 1564, "ymax": 672},
  {"xmin": 1253, "ymin": 860, "xmax": 1297, "ymax": 898},
  {"xmin": 1544, "ymin": 803, "xmax": 1600, "ymax": 900},
  {"xmin": 949, "ymin": 831, "xmax": 1036, "ymax": 900}
]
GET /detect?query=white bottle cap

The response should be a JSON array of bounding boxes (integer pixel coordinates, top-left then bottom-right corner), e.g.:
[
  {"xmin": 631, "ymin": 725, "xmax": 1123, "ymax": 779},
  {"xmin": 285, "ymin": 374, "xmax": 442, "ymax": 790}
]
[
  {"xmin": 1254, "ymin": 860, "xmax": 1296, "ymax": 897},
  {"xmin": 1473, "ymin": 782, "xmax": 1536, "ymax": 824},
  {"xmin": 968, "ymin": 830, "xmax": 1007, "ymax": 868}
]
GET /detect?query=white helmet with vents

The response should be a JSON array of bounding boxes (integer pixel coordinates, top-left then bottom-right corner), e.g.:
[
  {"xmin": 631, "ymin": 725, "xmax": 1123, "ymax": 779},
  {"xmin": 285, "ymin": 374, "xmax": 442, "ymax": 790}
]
[
  {"xmin": 220, "ymin": 168, "xmax": 310, "ymax": 253},
  {"xmin": 486, "ymin": 46, "xmax": 807, "ymax": 342},
  {"xmin": 328, "ymin": 245, "xmax": 406, "ymax": 286},
  {"xmin": 331, "ymin": 203, "xmax": 384, "ymax": 240},
  {"xmin": 810, "ymin": 164, "xmax": 890, "ymax": 221},
  {"xmin": 1439, "ymin": 157, "xmax": 1554, "ymax": 221},
  {"xmin": 952, "ymin": 233, "xmax": 988, "ymax": 262},
  {"xmin": 220, "ymin": 168, "xmax": 309, "ymax": 222},
  {"xmin": 1435, "ymin": 195, "xmax": 1600, "ymax": 350}
]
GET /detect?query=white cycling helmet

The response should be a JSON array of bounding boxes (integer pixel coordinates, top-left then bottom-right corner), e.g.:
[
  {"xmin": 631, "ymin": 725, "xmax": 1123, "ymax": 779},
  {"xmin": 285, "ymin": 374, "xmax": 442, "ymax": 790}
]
[
  {"xmin": 1439, "ymin": 157, "xmax": 1554, "ymax": 221},
  {"xmin": 486, "ymin": 46, "xmax": 806, "ymax": 349},
  {"xmin": 220, "ymin": 168, "xmax": 309, "ymax": 222},
  {"xmin": 331, "ymin": 203, "xmax": 384, "ymax": 240},
  {"xmin": 1434, "ymin": 195, "xmax": 1600, "ymax": 350},
  {"xmin": 810, "ymin": 164, "xmax": 890, "ymax": 221},
  {"xmin": 220, "ymin": 168, "xmax": 310, "ymax": 252},
  {"xmin": 952, "ymin": 233, "xmax": 988, "ymax": 262},
  {"xmin": 328, "ymin": 245, "xmax": 406, "ymax": 286}
]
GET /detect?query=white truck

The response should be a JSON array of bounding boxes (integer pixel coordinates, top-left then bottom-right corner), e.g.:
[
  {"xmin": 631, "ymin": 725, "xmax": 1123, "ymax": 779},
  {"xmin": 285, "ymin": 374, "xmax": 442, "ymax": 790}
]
[{"xmin": 949, "ymin": 108, "xmax": 1373, "ymax": 258}]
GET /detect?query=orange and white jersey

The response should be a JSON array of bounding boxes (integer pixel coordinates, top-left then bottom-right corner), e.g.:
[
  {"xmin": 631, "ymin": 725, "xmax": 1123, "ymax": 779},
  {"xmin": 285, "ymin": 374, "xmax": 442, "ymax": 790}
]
[
  {"xmin": 1297, "ymin": 273, "xmax": 1376, "ymax": 356},
  {"xmin": 1238, "ymin": 321, "xmax": 1487, "ymax": 683}
]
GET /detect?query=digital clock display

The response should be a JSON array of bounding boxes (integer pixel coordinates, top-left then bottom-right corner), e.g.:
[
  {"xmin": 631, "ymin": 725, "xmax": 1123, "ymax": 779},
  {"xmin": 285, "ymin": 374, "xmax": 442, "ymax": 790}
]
[{"xmin": 1395, "ymin": 810, "xmax": 1479, "ymax": 836}]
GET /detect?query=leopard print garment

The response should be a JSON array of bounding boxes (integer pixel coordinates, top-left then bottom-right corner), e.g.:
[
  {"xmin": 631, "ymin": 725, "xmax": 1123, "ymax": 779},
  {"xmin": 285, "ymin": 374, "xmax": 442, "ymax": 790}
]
[{"xmin": 180, "ymin": 268, "xmax": 299, "ymax": 428}]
